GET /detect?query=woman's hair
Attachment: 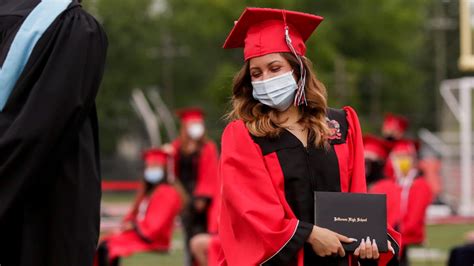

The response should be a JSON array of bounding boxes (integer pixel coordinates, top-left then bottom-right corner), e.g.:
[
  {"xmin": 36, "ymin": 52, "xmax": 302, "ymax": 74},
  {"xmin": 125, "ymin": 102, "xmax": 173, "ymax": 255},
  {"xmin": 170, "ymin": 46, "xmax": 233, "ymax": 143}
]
[{"xmin": 226, "ymin": 53, "xmax": 330, "ymax": 147}]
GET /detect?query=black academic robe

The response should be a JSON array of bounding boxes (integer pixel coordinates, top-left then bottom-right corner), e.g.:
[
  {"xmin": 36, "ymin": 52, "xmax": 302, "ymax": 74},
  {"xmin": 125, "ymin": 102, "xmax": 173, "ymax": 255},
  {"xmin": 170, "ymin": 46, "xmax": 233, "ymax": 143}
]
[
  {"xmin": 0, "ymin": 1, "xmax": 107, "ymax": 266},
  {"xmin": 448, "ymin": 243, "xmax": 474, "ymax": 266}
]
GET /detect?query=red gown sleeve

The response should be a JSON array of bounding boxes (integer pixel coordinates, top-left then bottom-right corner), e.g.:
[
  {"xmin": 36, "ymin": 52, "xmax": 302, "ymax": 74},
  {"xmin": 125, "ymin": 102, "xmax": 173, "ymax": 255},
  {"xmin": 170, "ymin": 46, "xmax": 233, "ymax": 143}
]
[
  {"xmin": 344, "ymin": 107, "xmax": 402, "ymax": 265},
  {"xmin": 194, "ymin": 141, "xmax": 219, "ymax": 198},
  {"xmin": 344, "ymin": 106, "xmax": 367, "ymax": 193},
  {"xmin": 135, "ymin": 185, "xmax": 182, "ymax": 243},
  {"xmin": 218, "ymin": 120, "xmax": 300, "ymax": 265}
]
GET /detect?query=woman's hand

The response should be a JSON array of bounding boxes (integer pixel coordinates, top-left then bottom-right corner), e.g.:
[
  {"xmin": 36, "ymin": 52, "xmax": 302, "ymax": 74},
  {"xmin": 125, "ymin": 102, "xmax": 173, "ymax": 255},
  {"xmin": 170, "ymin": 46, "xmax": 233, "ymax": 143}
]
[
  {"xmin": 354, "ymin": 237, "xmax": 379, "ymax": 260},
  {"xmin": 306, "ymin": 225, "xmax": 357, "ymax": 257},
  {"xmin": 355, "ymin": 238, "xmax": 396, "ymax": 265},
  {"xmin": 354, "ymin": 237, "xmax": 395, "ymax": 259}
]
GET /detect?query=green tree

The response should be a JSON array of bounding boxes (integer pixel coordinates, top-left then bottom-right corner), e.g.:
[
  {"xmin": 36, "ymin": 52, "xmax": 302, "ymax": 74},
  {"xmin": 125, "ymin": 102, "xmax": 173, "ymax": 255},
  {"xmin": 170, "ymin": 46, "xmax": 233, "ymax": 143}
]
[{"xmin": 84, "ymin": 0, "xmax": 434, "ymax": 153}]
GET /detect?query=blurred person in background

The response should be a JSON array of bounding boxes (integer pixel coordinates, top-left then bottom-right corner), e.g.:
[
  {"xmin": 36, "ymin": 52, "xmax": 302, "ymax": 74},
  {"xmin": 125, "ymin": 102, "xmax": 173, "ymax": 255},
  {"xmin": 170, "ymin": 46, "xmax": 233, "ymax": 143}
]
[
  {"xmin": 365, "ymin": 135, "xmax": 402, "ymax": 229},
  {"xmin": 0, "ymin": 0, "xmax": 107, "ymax": 265},
  {"xmin": 372, "ymin": 140, "xmax": 433, "ymax": 266},
  {"xmin": 418, "ymin": 150, "xmax": 444, "ymax": 204},
  {"xmin": 163, "ymin": 107, "xmax": 219, "ymax": 265},
  {"xmin": 363, "ymin": 135, "xmax": 391, "ymax": 187},
  {"xmin": 95, "ymin": 149, "xmax": 182, "ymax": 266},
  {"xmin": 448, "ymin": 230, "xmax": 474, "ymax": 266},
  {"xmin": 382, "ymin": 114, "xmax": 409, "ymax": 145},
  {"xmin": 189, "ymin": 168, "xmax": 222, "ymax": 266},
  {"xmin": 218, "ymin": 7, "xmax": 400, "ymax": 266}
]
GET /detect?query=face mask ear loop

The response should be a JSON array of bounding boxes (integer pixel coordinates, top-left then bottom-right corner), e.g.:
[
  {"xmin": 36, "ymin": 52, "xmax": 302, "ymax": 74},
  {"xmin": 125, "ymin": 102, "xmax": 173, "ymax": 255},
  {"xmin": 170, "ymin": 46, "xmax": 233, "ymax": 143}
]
[{"xmin": 282, "ymin": 10, "xmax": 307, "ymax": 107}]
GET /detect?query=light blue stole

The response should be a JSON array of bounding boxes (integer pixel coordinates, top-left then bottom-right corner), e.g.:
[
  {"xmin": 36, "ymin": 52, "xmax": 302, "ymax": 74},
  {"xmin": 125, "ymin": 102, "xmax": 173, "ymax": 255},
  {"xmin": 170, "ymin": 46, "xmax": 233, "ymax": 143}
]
[{"xmin": 0, "ymin": 0, "xmax": 72, "ymax": 111}]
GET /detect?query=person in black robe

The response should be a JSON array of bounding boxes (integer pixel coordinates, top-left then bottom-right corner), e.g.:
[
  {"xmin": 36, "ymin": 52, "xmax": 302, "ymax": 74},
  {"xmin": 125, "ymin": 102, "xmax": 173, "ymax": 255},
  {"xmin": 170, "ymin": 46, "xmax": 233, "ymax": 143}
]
[
  {"xmin": 449, "ymin": 243, "xmax": 474, "ymax": 266},
  {"xmin": 448, "ymin": 231, "xmax": 474, "ymax": 266},
  {"xmin": 0, "ymin": 1, "xmax": 107, "ymax": 265}
]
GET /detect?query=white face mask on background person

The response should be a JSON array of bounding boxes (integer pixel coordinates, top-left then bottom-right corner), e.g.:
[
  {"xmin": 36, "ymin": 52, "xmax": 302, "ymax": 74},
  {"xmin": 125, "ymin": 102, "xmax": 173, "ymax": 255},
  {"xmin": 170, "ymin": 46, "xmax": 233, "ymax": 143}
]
[
  {"xmin": 251, "ymin": 71, "xmax": 298, "ymax": 111},
  {"xmin": 144, "ymin": 167, "xmax": 164, "ymax": 184},
  {"xmin": 187, "ymin": 122, "xmax": 205, "ymax": 140}
]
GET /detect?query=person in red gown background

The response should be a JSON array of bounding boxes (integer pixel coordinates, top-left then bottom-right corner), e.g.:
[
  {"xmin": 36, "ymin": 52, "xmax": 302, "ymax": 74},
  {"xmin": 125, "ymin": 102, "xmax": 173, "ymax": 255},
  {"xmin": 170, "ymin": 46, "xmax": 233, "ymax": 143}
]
[
  {"xmin": 163, "ymin": 108, "xmax": 219, "ymax": 265},
  {"xmin": 218, "ymin": 7, "xmax": 400, "ymax": 266},
  {"xmin": 370, "ymin": 140, "xmax": 433, "ymax": 266},
  {"xmin": 95, "ymin": 149, "xmax": 182, "ymax": 266}
]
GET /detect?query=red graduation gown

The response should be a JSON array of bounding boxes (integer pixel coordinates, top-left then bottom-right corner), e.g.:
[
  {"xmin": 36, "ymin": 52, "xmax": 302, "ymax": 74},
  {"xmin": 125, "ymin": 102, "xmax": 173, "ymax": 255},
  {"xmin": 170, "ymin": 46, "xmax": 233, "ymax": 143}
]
[
  {"xmin": 218, "ymin": 107, "xmax": 400, "ymax": 266},
  {"xmin": 103, "ymin": 184, "xmax": 182, "ymax": 259}
]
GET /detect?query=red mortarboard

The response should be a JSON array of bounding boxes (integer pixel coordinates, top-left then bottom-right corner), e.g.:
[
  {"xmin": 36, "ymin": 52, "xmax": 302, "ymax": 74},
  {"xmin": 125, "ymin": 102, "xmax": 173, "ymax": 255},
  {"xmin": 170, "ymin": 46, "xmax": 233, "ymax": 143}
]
[
  {"xmin": 176, "ymin": 107, "xmax": 204, "ymax": 123},
  {"xmin": 223, "ymin": 7, "xmax": 324, "ymax": 61},
  {"xmin": 143, "ymin": 148, "xmax": 168, "ymax": 165},
  {"xmin": 390, "ymin": 139, "xmax": 418, "ymax": 156},
  {"xmin": 382, "ymin": 113, "xmax": 409, "ymax": 135},
  {"xmin": 363, "ymin": 134, "xmax": 390, "ymax": 160}
]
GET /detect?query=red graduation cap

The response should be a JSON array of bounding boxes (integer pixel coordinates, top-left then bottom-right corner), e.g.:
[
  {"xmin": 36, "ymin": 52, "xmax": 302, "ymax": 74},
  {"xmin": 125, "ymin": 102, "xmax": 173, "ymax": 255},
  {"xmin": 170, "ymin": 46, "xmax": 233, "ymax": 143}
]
[
  {"xmin": 390, "ymin": 139, "xmax": 418, "ymax": 156},
  {"xmin": 382, "ymin": 113, "xmax": 409, "ymax": 135},
  {"xmin": 176, "ymin": 107, "xmax": 204, "ymax": 123},
  {"xmin": 363, "ymin": 134, "xmax": 390, "ymax": 160},
  {"xmin": 223, "ymin": 7, "xmax": 323, "ymax": 106},
  {"xmin": 222, "ymin": 7, "xmax": 324, "ymax": 61},
  {"xmin": 143, "ymin": 148, "xmax": 168, "ymax": 165}
]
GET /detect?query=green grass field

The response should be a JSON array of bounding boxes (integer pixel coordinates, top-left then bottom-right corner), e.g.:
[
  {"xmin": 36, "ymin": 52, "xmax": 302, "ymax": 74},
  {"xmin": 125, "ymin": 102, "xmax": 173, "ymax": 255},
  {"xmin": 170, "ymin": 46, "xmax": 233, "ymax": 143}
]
[{"xmin": 102, "ymin": 192, "xmax": 473, "ymax": 266}]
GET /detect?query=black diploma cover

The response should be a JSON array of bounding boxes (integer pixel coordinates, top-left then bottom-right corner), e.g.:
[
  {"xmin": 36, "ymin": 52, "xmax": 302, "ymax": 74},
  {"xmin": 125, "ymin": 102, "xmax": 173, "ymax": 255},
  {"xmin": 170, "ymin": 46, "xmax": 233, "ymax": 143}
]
[{"xmin": 314, "ymin": 191, "xmax": 388, "ymax": 252}]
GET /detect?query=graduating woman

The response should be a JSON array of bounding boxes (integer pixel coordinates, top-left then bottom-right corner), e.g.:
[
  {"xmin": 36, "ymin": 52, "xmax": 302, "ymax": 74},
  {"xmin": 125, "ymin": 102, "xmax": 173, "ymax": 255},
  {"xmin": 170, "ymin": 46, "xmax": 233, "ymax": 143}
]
[
  {"xmin": 96, "ymin": 149, "xmax": 182, "ymax": 266},
  {"xmin": 218, "ymin": 7, "xmax": 401, "ymax": 266}
]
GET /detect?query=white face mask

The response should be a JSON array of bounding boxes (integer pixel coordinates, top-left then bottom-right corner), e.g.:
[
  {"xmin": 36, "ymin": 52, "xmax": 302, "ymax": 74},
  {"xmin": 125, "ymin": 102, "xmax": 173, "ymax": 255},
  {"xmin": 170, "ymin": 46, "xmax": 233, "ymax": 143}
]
[
  {"xmin": 144, "ymin": 167, "xmax": 164, "ymax": 184},
  {"xmin": 187, "ymin": 123, "xmax": 205, "ymax": 140},
  {"xmin": 251, "ymin": 71, "xmax": 298, "ymax": 111}
]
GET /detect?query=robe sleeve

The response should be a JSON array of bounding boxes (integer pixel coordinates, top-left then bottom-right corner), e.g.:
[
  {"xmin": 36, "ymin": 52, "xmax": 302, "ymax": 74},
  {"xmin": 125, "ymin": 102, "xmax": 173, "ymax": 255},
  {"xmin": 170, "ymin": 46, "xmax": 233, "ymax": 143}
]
[
  {"xmin": 344, "ymin": 107, "xmax": 402, "ymax": 265},
  {"xmin": 0, "ymin": 8, "xmax": 107, "ymax": 218},
  {"xmin": 135, "ymin": 185, "xmax": 182, "ymax": 243},
  {"xmin": 194, "ymin": 141, "xmax": 219, "ymax": 198},
  {"xmin": 344, "ymin": 106, "xmax": 367, "ymax": 193},
  {"xmin": 218, "ymin": 120, "xmax": 300, "ymax": 265}
]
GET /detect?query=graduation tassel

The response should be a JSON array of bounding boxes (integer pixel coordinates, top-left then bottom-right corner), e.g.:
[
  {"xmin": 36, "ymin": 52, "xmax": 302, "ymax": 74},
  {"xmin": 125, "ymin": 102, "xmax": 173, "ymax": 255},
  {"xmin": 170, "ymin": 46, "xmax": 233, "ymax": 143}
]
[{"xmin": 282, "ymin": 11, "xmax": 307, "ymax": 106}]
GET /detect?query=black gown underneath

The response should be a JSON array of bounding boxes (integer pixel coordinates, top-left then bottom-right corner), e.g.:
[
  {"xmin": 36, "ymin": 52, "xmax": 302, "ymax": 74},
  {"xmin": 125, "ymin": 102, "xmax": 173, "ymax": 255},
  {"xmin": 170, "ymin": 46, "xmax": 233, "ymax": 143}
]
[{"xmin": 179, "ymin": 150, "xmax": 209, "ymax": 238}]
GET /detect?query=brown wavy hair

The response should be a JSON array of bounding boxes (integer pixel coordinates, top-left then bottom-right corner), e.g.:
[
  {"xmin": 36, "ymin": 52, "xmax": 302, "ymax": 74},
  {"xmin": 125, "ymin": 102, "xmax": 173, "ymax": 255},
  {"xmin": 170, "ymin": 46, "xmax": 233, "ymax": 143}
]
[{"xmin": 226, "ymin": 53, "xmax": 330, "ymax": 147}]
